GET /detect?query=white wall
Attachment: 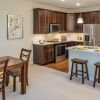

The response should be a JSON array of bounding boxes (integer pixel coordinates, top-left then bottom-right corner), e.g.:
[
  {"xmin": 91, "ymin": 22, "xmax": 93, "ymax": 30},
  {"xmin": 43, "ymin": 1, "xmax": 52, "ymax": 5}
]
[{"xmin": 0, "ymin": 0, "xmax": 70, "ymax": 63}]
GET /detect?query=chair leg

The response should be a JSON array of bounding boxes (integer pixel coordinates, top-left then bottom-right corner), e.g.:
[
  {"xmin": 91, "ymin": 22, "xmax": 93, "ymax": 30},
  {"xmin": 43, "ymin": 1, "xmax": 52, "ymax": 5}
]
[
  {"xmin": 93, "ymin": 66, "xmax": 97, "ymax": 88},
  {"xmin": 76, "ymin": 63, "xmax": 78, "ymax": 77},
  {"xmin": 85, "ymin": 63, "xmax": 89, "ymax": 80},
  {"xmin": 82, "ymin": 64, "xmax": 84, "ymax": 84},
  {"xmin": 26, "ymin": 76, "xmax": 28, "ymax": 86},
  {"xmin": 70, "ymin": 62, "xmax": 74, "ymax": 80},
  {"xmin": 98, "ymin": 68, "xmax": 100, "ymax": 83},
  {"xmin": 6, "ymin": 75, "xmax": 9, "ymax": 86},
  {"xmin": 13, "ymin": 77, "xmax": 16, "ymax": 92},
  {"xmin": 26, "ymin": 69, "xmax": 29, "ymax": 86},
  {"xmin": 2, "ymin": 85, "xmax": 5, "ymax": 100}
]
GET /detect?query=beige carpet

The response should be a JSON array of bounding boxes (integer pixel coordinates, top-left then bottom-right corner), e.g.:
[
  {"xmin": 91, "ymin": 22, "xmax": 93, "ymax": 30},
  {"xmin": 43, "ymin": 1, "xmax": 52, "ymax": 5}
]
[{"xmin": 2, "ymin": 64, "xmax": 100, "ymax": 100}]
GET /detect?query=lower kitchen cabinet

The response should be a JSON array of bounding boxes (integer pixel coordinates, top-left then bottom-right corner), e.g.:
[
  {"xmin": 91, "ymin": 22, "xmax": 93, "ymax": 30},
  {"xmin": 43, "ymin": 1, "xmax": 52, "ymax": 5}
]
[
  {"xmin": 66, "ymin": 41, "xmax": 83, "ymax": 47},
  {"xmin": 33, "ymin": 44, "xmax": 54, "ymax": 65}
]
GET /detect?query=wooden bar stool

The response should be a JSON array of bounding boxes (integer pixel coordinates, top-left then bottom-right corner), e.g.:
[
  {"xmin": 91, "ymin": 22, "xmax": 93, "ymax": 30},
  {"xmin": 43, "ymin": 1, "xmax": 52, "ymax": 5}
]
[
  {"xmin": 93, "ymin": 62, "xmax": 100, "ymax": 87},
  {"xmin": 70, "ymin": 58, "xmax": 89, "ymax": 84}
]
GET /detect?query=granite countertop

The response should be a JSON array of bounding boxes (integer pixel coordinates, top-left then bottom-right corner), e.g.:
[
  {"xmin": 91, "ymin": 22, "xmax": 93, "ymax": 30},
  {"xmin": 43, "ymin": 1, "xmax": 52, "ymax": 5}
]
[
  {"xmin": 33, "ymin": 40, "xmax": 83, "ymax": 45},
  {"xmin": 67, "ymin": 45, "xmax": 100, "ymax": 53}
]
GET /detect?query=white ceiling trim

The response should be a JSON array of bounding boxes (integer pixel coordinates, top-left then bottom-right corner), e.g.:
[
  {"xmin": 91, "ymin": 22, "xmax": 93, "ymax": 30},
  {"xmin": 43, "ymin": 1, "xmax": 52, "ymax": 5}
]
[{"xmin": 70, "ymin": 6, "xmax": 100, "ymax": 13}]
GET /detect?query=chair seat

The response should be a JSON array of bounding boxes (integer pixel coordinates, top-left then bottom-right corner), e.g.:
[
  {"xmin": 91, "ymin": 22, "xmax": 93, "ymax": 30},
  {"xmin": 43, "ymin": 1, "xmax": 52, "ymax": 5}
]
[
  {"xmin": 71, "ymin": 58, "xmax": 88, "ymax": 64},
  {"xmin": 6, "ymin": 68, "xmax": 21, "ymax": 77},
  {"xmin": 95, "ymin": 62, "xmax": 100, "ymax": 67}
]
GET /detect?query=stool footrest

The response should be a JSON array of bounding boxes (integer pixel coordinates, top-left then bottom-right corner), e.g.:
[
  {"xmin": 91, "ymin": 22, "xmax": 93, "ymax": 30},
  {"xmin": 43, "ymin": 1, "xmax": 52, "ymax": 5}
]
[
  {"xmin": 72, "ymin": 73, "xmax": 88, "ymax": 79},
  {"xmin": 77, "ymin": 70, "xmax": 87, "ymax": 74}
]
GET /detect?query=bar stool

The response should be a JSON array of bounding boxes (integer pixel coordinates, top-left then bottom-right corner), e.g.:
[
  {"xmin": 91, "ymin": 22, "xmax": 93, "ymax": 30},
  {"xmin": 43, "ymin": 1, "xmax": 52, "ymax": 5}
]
[
  {"xmin": 70, "ymin": 58, "xmax": 89, "ymax": 84},
  {"xmin": 93, "ymin": 62, "xmax": 100, "ymax": 87}
]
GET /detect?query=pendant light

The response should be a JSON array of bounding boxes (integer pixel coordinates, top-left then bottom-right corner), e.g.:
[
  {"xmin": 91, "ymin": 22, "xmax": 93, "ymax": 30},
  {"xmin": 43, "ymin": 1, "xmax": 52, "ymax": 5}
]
[
  {"xmin": 77, "ymin": 13, "xmax": 84, "ymax": 23},
  {"xmin": 76, "ymin": 0, "xmax": 84, "ymax": 24},
  {"xmin": 77, "ymin": 13, "xmax": 84, "ymax": 24}
]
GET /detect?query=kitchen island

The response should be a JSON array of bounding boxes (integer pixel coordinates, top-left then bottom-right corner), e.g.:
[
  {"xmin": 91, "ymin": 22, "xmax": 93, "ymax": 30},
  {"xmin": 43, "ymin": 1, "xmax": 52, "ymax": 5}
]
[{"xmin": 68, "ymin": 45, "xmax": 100, "ymax": 80}]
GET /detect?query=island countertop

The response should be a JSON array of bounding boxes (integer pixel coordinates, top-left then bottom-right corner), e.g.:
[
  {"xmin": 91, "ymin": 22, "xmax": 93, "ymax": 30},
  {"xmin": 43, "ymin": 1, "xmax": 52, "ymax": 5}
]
[
  {"xmin": 67, "ymin": 45, "xmax": 100, "ymax": 54},
  {"xmin": 68, "ymin": 45, "xmax": 100, "ymax": 80}
]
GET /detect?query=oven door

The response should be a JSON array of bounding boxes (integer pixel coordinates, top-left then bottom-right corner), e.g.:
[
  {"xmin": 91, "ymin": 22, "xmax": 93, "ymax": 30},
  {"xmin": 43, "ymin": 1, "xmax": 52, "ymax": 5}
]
[{"xmin": 55, "ymin": 44, "xmax": 66, "ymax": 62}]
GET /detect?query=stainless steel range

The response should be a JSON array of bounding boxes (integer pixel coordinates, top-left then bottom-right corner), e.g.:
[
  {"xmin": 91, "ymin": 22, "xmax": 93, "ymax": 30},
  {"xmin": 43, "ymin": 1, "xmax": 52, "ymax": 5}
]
[{"xmin": 54, "ymin": 43, "xmax": 66, "ymax": 63}]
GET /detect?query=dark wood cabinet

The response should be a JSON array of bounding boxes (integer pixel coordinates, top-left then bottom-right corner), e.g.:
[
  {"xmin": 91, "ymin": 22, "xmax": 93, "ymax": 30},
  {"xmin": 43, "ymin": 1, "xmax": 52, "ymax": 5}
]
[
  {"xmin": 33, "ymin": 8, "xmax": 100, "ymax": 34},
  {"xmin": 33, "ymin": 8, "xmax": 66, "ymax": 34},
  {"xmin": 66, "ymin": 14, "xmax": 76, "ymax": 32},
  {"xmin": 33, "ymin": 44, "xmax": 54, "ymax": 65},
  {"xmin": 75, "ymin": 11, "xmax": 100, "ymax": 33},
  {"xmin": 82, "ymin": 11, "xmax": 100, "ymax": 24},
  {"xmin": 66, "ymin": 13, "xmax": 83, "ymax": 33},
  {"xmin": 66, "ymin": 41, "xmax": 83, "ymax": 47},
  {"xmin": 89, "ymin": 12, "xmax": 97, "ymax": 24},
  {"xmin": 96, "ymin": 11, "xmax": 100, "ymax": 23},
  {"xmin": 34, "ymin": 9, "xmax": 47, "ymax": 34},
  {"xmin": 82, "ymin": 12, "xmax": 90, "ymax": 24}
]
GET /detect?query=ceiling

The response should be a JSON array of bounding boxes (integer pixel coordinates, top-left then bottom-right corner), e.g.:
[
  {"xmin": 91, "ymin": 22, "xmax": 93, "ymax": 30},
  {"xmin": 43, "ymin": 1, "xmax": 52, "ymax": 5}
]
[{"xmin": 32, "ymin": 0, "xmax": 100, "ymax": 9}]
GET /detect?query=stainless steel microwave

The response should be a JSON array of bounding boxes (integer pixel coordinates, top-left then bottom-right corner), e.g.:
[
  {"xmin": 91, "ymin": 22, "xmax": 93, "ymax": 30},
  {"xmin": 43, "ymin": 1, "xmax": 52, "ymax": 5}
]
[{"xmin": 49, "ymin": 24, "xmax": 61, "ymax": 33}]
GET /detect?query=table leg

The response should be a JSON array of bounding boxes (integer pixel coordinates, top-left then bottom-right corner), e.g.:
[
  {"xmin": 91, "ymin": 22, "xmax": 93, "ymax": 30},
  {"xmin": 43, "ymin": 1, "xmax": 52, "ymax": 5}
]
[
  {"xmin": 21, "ymin": 63, "xmax": 27, "ymax": 94},
  {"xmin": 98, "ymin": 68, "xmax": 100, "ymax": 83}
]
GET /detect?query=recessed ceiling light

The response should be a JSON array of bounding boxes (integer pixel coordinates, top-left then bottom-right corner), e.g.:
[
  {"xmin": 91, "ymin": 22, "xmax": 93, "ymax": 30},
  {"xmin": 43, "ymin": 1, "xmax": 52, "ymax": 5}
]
[
  {"xmin": 76, "ymin": 2, "xmax": 80, "ymax": 6},
  {"xmin": 61, "ymin": 0, "xmax": 65, "ymax": 1}
]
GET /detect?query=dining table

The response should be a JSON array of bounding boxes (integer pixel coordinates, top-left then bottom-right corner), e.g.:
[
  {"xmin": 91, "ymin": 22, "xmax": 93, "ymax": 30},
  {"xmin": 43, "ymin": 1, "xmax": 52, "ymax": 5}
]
[{"xmin": 0, "ymin": 56, "xmax": 27, "ymax": 94}]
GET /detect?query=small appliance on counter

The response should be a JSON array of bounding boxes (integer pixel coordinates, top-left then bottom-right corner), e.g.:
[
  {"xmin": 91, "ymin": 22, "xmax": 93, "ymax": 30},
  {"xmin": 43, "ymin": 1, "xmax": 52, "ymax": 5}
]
[
  {"xmin": 39, "ymin": 40, "xmax": 45, "ymax": 44},
  {"xmin": 61, "ymin": 36, "xmax": 67, "ymax": 42}
]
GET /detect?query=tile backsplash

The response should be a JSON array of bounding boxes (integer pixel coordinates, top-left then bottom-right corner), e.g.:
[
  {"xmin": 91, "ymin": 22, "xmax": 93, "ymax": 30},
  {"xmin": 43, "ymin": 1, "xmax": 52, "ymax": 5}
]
[{"xmin": 32, "ymin": 33, "xmax": 83, "ymax": 43}]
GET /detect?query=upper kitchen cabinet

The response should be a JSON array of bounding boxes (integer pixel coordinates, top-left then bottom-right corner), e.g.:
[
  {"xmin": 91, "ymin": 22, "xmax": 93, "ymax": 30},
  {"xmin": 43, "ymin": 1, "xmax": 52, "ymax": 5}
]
[
  {"xmin": 82, "ymin": 12, "xmax": 90, "ymax": 24},
  {"xmin": 74, "ymin": 11, "xmax": 100, "ymax": 33},
  {"xmin": 57, "ymin": 12, "xmax": 66, "ymax": 32},
  {"xmin": 33, "ymin": 8, "xmax": 66, "ymax": 34},
  {"xmin": 82, "ymin": 12, "xmax": 96, "ymax": 24},
  {"xmin": 33, "ymin": 8, "xmax": 48, "ymax": 34},
  {"xmin": 89, "ymin": 12, "xmax": 97, "ymax": 24},
  {"xmin": 66, "ymin": 14, "xmax": 75, "ymax": 32},
  {"xmin": 96, "ymin": 11, "xmax": 100, "ymax": 23},
  {"xmin": 82, "ymin": 11, "xmax": 100, "ymax": 24}
]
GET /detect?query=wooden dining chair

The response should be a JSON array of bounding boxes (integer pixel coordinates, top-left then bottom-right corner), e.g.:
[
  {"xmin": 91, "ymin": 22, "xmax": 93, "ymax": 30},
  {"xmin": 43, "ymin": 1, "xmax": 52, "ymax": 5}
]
[
  {"xmin": 6, "ymin": 48, "xmax": 31, "ymax": 92},
  {"xmin": 0, "ymin": 59, "xmax": 9, "ymax": 100}
]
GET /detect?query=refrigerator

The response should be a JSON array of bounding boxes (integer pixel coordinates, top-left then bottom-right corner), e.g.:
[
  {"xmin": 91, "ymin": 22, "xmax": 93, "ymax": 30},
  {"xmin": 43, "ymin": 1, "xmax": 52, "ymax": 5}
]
[{"xmin": 83, "ymin": 24, "xmax": 100, "ymax": 46}]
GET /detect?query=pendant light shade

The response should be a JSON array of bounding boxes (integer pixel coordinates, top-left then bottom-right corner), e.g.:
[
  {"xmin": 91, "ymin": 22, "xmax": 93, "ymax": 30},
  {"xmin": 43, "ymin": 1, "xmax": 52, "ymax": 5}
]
[{"xmin": 77, "ymin": 13, "xmax": 84, "ymax": 24}]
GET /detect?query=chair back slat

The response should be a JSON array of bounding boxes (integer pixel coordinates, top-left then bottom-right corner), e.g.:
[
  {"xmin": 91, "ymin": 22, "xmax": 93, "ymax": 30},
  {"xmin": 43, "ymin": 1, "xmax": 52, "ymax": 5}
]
[{"xmin": 20, "ymin": 48, "xmax": 31, "ymax": 64}]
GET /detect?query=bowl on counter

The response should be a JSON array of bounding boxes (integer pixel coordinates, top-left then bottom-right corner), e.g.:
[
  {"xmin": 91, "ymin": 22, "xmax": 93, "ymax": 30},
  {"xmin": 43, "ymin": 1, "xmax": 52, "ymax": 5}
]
[{"xmin": 39, "ymin": 40, "xmax": 45, "ymax": 44}]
